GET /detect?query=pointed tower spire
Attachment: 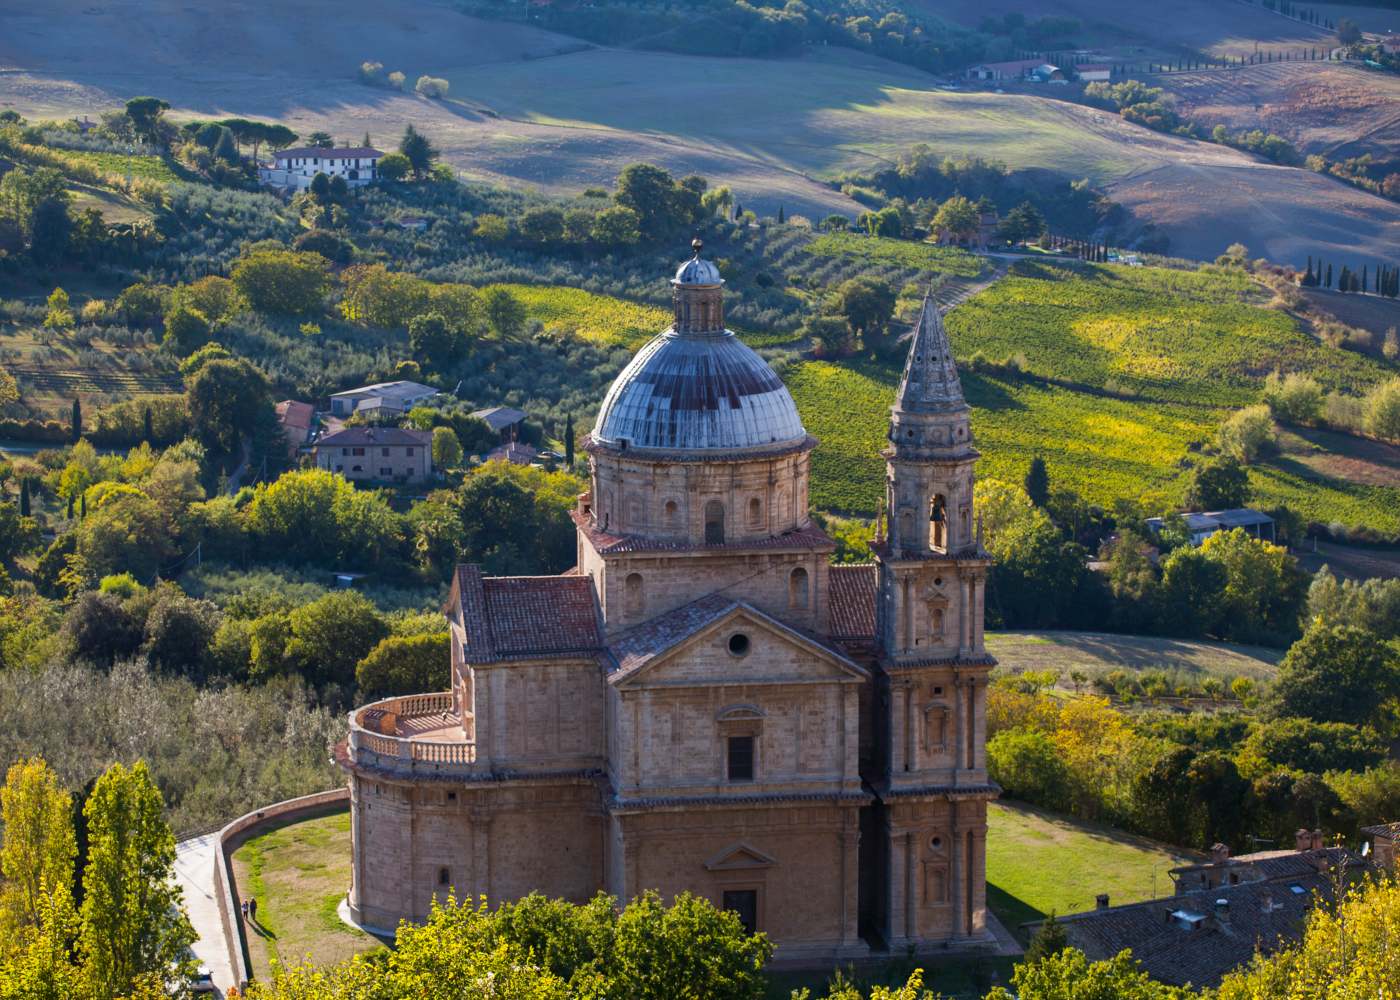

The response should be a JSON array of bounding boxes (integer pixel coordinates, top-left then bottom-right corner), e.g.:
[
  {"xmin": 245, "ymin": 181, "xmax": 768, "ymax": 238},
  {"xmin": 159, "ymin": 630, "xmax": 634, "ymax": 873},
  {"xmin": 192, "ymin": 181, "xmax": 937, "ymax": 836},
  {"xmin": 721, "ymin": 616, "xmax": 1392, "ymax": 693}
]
[{"xmin": 896, "ymin": 291, "xmax": 966, "ymax": 415}]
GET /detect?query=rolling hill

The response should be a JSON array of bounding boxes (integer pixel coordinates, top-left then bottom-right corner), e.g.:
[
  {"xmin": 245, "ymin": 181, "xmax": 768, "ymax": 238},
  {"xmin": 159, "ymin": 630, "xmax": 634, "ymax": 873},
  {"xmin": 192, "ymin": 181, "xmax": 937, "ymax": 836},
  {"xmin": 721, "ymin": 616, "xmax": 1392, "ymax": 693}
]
[{"xmin": 4, "ymin": 0, "xmax": 1400, "ymax": 263}]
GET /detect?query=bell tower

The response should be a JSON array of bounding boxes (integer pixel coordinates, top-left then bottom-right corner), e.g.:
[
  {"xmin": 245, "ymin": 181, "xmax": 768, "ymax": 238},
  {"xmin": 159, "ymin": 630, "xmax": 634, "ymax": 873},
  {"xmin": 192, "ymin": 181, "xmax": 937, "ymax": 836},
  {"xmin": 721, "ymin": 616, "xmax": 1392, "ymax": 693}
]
[{"xmin": 869, "ymin": 292, "xmax": 995, "ymax": 949}]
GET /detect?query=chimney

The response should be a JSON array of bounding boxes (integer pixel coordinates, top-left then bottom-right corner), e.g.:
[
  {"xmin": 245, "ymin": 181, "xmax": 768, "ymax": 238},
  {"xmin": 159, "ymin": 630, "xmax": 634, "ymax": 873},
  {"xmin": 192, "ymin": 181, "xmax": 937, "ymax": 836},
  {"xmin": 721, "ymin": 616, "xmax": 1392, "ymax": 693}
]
[
  {"xmin": 1311, "ymin": 829, "xmax": 1324, "ymax": 851},
  {"xmin": 1211, "ymin": 842, "xmax": 1230, "ymax": 864},
  {"xmin": 1295, "ymin": 828, "xmax": 1312, "ymax": 852},
  {"xmin": 1095, "ymin": 893, "xmax": 1110, "ymax": 911}
]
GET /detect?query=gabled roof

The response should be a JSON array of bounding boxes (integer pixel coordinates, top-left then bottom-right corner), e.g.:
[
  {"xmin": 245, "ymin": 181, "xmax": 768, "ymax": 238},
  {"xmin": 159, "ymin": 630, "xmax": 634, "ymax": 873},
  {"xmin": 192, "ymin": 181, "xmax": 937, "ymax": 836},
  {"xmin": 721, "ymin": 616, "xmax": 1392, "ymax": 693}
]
[
  {"xmin": 275, "ymin": 400, "xmax": 314, "ymax": 431},
  {"xmin": 274, "ymin": 146, "xmax": 383, "ymax": 160},
  {"xmin": 330, "ymin": 380, "xmax": 439, "ymax": 401},
  {"xmin": 317, "ymin": 426, "xmax": 431, "ymax": 447},
  {"xmin": 829, "ymin": 563, "xmax": 877, "ymax": 640},
  {"xmin": 471, "ymin": 406, "xmax": 528, "ymax": 432},
  {"xmin": 452, "ymin": 566, "xmax": 603, "ymax": 663},
  {"xmin": 606, "ymin": 594, "xmax": 866, "ymax": 685},
  {"xmin": 1362, "ymin": 821, "xmax": 1400, "ymax": 838}
]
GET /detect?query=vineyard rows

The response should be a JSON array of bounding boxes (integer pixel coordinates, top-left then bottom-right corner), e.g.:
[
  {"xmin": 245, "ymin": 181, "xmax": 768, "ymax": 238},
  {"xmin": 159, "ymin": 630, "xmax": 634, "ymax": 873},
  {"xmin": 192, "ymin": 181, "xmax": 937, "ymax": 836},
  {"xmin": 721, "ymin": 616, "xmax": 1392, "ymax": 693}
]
[{"xmin": 10, "ymin": 366, "xmax": 183, "ymax": 396}]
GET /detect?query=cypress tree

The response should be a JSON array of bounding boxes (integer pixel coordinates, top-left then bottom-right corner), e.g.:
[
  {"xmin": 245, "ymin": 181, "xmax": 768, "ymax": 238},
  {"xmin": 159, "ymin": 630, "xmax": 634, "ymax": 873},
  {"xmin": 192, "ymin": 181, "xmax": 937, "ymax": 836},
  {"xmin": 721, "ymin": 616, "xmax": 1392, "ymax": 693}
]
[
  {"xmin": 1339, "ymin": 265, "xmax": 1350, "ymax": 292},
  {"xmin": 565, "ymin": 414, "xmax": 575, "ymax": 467},
  {"xmin": 67, "ymin": 494, "xmax": 74, "ymax": 519},
  {"xmin": 777, "ymin": 204, "xmax": 786, "ymax": 224},
  {"xmin": 19, "ymin": 479, "xmax": 29, "ymax": 517},
  {"xmin": 143, "ymin": 405, "xmax": 153, "ymax": 444},
  {"xmin": 80, "ymin": 493, "xmax": 86, "ymax": 519},
  {"xmin": 1363, "ymin": 265, "xmax": 1369, "ymax": 292},
  {"xmin": 1303, "ymin": 258, "xmax": 1314, "ymax": 286},
  {"xmin": 1326, "ymin": 263, "xmax": 1333, "ymax": 287},
  {"xmin": 71, "ymin": 397, "xmax": 82, "ymax": 443}
]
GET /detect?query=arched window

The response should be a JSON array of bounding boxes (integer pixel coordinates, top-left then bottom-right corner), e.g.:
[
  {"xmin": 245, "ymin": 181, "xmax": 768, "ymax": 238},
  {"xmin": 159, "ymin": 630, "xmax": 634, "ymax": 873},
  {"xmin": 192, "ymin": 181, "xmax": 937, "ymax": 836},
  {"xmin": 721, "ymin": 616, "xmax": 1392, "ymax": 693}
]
[
  {"xmin": 704, "ymin": 500, "xmax": 725, "ymax": 545},
  {"xmin": 929, "ymin": 606, "xmax": 945, "ymax": 637},
  {"xmin": 747, "ymin": 497, "xmax": 762, "ymax": 529},
  {"xmin": 789, "ymin": 567, "xmax": 809, "ymax": 609},
  {"xmin": 625, "ymin": 572, "xmax": 644, "ymax": 617},
  {"xmin": 929, "ymin": 494, "xmax": 947, "ymax": 550},
  {"xmin": 664, "ymin": 499, "xmax": 679, "ymax": 528}
]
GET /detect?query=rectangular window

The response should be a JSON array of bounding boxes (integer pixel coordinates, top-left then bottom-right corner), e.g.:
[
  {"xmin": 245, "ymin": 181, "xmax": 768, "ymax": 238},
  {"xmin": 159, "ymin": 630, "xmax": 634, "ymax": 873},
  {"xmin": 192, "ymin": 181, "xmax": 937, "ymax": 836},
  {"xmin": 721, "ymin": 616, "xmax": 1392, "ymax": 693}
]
[
  {"xmin": 722, "ymin": 889, "xmax": 758, "ymax": 934},
  {"xmin": 352, "ymin": 447, "xmax": 365, "ymax": 456},
  {"xmin": 382, "ymin": 447, "xmax": 391, "ymax": 456},
  {"xmin": 407, "ymin": 447, "xmax": 416, "ymax": 457},
  {"xmin": 380, "ymin": 467, "xmax": 391, "ymax": 476},
  {"xmin": 727, "ymin": 735, "xmax": 755, "ymax": 782}
]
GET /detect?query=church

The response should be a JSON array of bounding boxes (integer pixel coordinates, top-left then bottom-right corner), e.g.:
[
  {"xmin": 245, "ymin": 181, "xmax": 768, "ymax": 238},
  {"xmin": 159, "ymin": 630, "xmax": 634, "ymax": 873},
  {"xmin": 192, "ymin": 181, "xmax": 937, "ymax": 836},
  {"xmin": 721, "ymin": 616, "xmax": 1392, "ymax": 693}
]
[{"xmin": 339, "ymin": 243, "xmax": 998, "ymax": 962}]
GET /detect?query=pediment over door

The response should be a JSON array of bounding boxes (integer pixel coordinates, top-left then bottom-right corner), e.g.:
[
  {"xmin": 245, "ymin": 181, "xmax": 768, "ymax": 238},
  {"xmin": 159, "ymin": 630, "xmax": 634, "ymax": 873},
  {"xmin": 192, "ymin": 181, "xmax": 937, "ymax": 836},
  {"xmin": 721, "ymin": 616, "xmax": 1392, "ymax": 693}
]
[{"xmin": 704, "ymin": 843, "xmax": 779, "ymax": 872}]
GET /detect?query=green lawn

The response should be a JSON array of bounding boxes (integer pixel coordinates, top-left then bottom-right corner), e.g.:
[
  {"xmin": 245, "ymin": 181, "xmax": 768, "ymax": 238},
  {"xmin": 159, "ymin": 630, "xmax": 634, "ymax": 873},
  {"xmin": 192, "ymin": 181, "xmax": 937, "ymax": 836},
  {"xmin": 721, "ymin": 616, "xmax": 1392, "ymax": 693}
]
[
  {"xmin": 986, "ymin": 630, "xmax": 1282, "ymax": 686},
  {"xmin": 986, "ymin": 801, "xmax": 1201, "ymax": 941},
  {"xmin": 806, "ymin": 232, "xmax": 987, "ymax": 280},
  {"xmin": 231, "ymin": 810, "xmax": 382, "ymax": 979},
  {"xmin": 50, "ymin": 147, "xmax": 180, "ymax": 184}
]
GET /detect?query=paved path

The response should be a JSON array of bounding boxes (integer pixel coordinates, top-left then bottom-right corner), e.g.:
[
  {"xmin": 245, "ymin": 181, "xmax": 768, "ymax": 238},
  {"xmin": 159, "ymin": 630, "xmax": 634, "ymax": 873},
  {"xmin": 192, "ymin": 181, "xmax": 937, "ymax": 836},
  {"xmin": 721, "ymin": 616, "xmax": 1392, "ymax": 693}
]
[{"xmin": 175, "ymin": 833, "xmax": 237, "ymax": 997}]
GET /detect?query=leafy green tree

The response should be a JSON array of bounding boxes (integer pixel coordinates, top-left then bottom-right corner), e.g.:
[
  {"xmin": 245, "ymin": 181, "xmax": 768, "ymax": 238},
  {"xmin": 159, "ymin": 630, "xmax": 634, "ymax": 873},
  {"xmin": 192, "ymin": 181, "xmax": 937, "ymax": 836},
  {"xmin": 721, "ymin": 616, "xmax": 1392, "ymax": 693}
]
[
  {"xmin": 186, "ymin": 357, "xmax": 272, "ymax": 453},
  {"xmin": 432, "ymin": 426, "xmax": 464, "ymax": 469},
  {"xmin": 590, "ymin": 205, "xmax": 641, "ymax": 246},
  {"xmin": 1237, "ymin": 716, "xmax": 1385, "ymax": 777},
  {"xmin": 161, "ymin": 303, "xmax": 210, "ymax": 355},
  {"xmin": 1269, "ymin": 621, "xmax": 1400, "ymax": 727},
  {"xmin": 1186, "ymin": 749, "xmax": 1251, "ymax": 849},
  {"xmin": 28, "ymin": 198, "xmax": 71, "ymax": 267},
  {"xmin": 1155, "ymin": 545, "xmax": 1227, "ymax": 637},
  {"xmin": 987, "ymin": 947, "xmax": 1189, "ymax": 1000},
  {"xmin": 287, "ymin": 590, "xmax": 388, "ymax": 687},
  {"xmin": 833, "ymin": 277, "xmax": 896, "ymax": 355},
  {"xmin": 244, "ymin": 469, "xmax": 405, "ymax": 570},
  {"xmin": 408, "ymin": 311, "xmax": 462, "ymax": 368},
  {"xmin": 123, "ymin": 97, "xmax": 171, "ymax": 144},
  {"xmin": 1215, "ymin": 404, "xmax": 1275, "ymax": 463},
  {"xmin": 141, "ymin": 586, "xmax": 220, "ymax": 681},
  {"xmin": 114, "ymin": 282, "xmax": 169, "ymax": 329},
  {"xmin": 987, "ymin": 729, "xmax": 1070, "ymax": 809},
  {"xmin": 519, "ymin": 206, "xmax": 565, "ymax": 244},
  {"xmin": 1023, "ymin": 913, "xmax": 1069, "ymax": 966},
  {"xmin": 356, "ymin": 632, "xmax": 450, "ymax": 698},
  {"xmin": 377, "ymin": 151, "xmax": 411, "ymax": 182},
  {"xmin": 1365, "ymin": 378, "xmax": 1400, "ymax": 441},
  {"xmin": 0, "ymin": 167, "xmax": 68, "ymax": 236},
  {"xmin": 1261, "ymin": 371, "xmax": 1322, "ymax": 425},
  {"xmin": 1199, "ymin": 528, "xmax": 1307, "ymax": 645},
  {"xmin": 398, "ymin": 124, "xmax": 439, "ymax": 179},
  {"xmin": 931, "ymin": 195, "xmax": 979, "ymax": 242},
  {"xmin": 230, "ymin": 249, "xmax": 330, "ymax": 316},
  {"xmin": 0, "ymin": 757, "xmax": 75, "ymax": 945},
  {"xmin": 483, "ymin": 287, "xmax": 527, "ymax": 339},
  {"xmin": 999, "ymin": 201, "xmax": 1046, "ymax": 244},
  {"xmin": 70, "ymin": 494, "xmax": 173, "ymax": 588},
  {"xmin": 1184, "ymin": 455, "xmax": 1249, "ymax": 510},
  {"xmin": 79, "ymin": 761, "xmax": 194, "ymax": 1000},
  {"xmin": 58, "ymin": 591, "xmax": 143, "ymax": 666},
  {"xmin": 43, "ymin": 288, "xmax": 73, "ymax": 331},
  {"xmin": 614, "ymin": 163, "xmax": 685, "ymax": 236},
  {"xmin": 306, "ymin": 131, "xmax": 334, "ymax": 148}
]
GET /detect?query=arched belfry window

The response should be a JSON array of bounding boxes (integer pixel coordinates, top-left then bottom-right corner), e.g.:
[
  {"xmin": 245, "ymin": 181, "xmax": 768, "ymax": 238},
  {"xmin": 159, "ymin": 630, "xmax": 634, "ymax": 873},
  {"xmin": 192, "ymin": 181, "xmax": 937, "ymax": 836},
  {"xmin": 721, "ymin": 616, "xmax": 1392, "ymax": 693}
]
[
  {"xmin": 789, "ymin": 567, "xmax": 809, "ymax": 609},
  {"xmin": 747, "ymin": 497, "xmax": 762, "ymax": 529},
  {"xmin": 625, "ymin": 572, "xmax": 644, "ymax": 617},
  {"xmin": 929, "ymin": 494, "xmax": 947, "ymax": 550},
  {"xmin": 704, "ymin": 500, "xmax": 725, "ymax": 545}
]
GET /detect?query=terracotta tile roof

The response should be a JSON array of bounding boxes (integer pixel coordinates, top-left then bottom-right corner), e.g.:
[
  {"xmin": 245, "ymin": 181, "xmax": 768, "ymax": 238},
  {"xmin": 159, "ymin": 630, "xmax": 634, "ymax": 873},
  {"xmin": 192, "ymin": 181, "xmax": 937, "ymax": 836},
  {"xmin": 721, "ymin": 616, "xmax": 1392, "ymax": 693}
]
[
  {"xmin": 829, "ymin": 563, "xmax": 877, "ymax": 639},
  {"xmin": 274, "ymin": 146, "xmax": 383, "ymax": 159},
  {"xmin": 608, "ymin": 594, "xmax": 736, "ymax": 676},
  {"xmin": 275, "ymin": 399, "xmax": 314, "ymax": 431},
  {"xmin": 572, "ymin": 511, "xmax": 835, "ymax": 556},
  {"xmin": 453, "ymin": 566, "xmax": 602, "ymax": 663}
]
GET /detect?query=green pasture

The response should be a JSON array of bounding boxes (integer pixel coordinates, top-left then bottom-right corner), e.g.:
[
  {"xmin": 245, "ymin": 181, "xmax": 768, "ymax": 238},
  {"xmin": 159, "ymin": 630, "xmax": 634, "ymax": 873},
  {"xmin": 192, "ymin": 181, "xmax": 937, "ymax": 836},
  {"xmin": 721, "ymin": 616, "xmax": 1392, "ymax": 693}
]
[
  {"xmin": 51, "ymin": 147, "xmax": 180, "ymax": 184},
  {"xmin": 231, "ymin": 810, "xmax": 382, "ymax": 979},
  {"xmin": 986, "ymin": 801, "xmax": 1200, "ymax": 941},
  {"xmin": 805, "ymin": 232, "xmax": 986, "ymax": 280},
  {"xmin": 986, "ymin": 630, "xmax": 1282, "ymax": 685},
  {"xmin": 946, "ymin": 262, "xmax": 1393, "ymax": 407}
]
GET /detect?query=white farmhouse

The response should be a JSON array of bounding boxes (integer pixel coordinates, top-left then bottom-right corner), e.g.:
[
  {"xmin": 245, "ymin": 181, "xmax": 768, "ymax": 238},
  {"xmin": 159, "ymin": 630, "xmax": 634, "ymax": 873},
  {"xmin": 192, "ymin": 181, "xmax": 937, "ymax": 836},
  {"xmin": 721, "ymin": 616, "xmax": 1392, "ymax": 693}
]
[{"xmin": 259, "ymin": 145, "xmax": 384, "ymax": 192}]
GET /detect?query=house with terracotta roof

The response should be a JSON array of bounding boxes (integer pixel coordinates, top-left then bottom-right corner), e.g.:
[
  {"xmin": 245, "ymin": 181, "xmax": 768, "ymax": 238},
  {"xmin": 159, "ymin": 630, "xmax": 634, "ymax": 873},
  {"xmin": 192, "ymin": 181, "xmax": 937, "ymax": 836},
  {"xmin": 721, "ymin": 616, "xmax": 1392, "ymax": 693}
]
[
  {"xmin": 274, "ymin": 399, "xmax": 315, "ymax": 458},
  {"xmin": 259, "ymin": 145, "xmax": 384, "ymax": 192},
  {"xmin": 337, "ymin": 246, "xmax": 1000, "ymax": 965},
  {"xmin": 314, "ymin": 426, "xmax": 432, "ymax": 484}
]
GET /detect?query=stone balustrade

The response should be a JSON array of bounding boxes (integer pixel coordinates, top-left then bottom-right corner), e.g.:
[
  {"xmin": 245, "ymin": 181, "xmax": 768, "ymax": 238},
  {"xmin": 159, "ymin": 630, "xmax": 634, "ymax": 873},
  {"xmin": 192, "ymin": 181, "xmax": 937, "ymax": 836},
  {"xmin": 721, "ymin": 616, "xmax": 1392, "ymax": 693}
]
[{"xmin": 347, "ymin": 692, "xmax": 481, "ymax": 777}]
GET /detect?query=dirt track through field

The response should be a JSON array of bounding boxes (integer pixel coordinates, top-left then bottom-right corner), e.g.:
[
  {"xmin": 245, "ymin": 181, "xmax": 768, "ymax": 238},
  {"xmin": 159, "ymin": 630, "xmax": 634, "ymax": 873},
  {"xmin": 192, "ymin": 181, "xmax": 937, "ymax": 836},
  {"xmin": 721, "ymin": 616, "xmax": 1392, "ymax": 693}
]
[{"xmin": 5, "ymin": 0, "xmax": 1400, "ymax": 263}]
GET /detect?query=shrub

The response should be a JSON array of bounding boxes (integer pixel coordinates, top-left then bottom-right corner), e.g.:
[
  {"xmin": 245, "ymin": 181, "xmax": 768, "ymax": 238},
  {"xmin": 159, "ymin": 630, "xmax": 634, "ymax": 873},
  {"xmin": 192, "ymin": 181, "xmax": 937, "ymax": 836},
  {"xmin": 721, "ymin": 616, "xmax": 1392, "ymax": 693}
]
[
  {"xmin": 1215, "ymin": 404, "xmax": 1276, "ymax": 463},
  {"xmin": 1365, "ymin": 378, "xmax": 1400, "ymax": 441},
  {"xmin": 414, "ymin": 76, "xmax": 450, "ymax": 98},
  {"xmin": 1262, "ymin": 371, "xmax": 1322, "ymax": 425},
  {"xmin": 355, "ymin": 632, "xmax": 449, "ymax": 698}
]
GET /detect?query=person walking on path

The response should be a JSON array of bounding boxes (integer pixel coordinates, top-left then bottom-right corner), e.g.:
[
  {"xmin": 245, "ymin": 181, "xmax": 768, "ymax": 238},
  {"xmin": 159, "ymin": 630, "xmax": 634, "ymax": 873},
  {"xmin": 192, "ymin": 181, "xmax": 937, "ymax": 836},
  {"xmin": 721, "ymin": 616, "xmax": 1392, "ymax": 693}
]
[
  {"xmin": 248, "ymin": 897, "xmax": 258, "ymax": 923},
  {"xmin": 241, "ymin": 899, "xmax": 249, "ymax": 921}
]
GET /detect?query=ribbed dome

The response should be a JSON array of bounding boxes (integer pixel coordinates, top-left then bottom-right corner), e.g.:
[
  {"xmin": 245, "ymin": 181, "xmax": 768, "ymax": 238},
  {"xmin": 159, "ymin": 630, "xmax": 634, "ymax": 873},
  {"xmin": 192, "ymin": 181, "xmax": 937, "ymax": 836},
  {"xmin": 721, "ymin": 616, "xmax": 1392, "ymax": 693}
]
[
  {"xmin": 673, "ymin": 256, "xmax": 722, "ymax": 286},
  {"xmin": 592, "ymin": 329, "xmax": 807, "ymax": 454}
]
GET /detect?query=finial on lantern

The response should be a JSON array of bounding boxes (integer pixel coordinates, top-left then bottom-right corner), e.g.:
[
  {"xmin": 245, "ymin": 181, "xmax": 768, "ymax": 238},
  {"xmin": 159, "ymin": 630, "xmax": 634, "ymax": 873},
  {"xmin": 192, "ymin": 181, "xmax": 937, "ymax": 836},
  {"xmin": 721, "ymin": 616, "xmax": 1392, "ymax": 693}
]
[{"xmin": 691, "ymin": 237, "xmax": 703, "ymax": 257}]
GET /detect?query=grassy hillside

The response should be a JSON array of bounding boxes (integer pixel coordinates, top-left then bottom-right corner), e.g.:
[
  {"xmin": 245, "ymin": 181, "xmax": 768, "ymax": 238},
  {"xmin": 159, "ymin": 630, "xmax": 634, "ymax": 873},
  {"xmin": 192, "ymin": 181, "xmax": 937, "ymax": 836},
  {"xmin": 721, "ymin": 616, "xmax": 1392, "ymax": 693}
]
[
  {"xmin": 986, "ymin": 631, "xmax": 1282, "ymax": 685},
  {"xmin": 986, "ymin": 800, "xmax": 1200, "ymax": 938},
  {"xmin": 785, "ymin": 261, "xmax": 1400, "ymax": 533}
]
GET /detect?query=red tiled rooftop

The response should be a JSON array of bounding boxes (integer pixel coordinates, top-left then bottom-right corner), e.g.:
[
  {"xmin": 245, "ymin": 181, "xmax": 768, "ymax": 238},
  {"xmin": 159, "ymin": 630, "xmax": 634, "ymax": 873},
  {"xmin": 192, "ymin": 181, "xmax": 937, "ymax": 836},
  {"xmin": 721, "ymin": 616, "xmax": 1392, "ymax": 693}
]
[
  {"xmin": 829, "ymin": 563, "xmax": 877, "ymax": 640},
  {"xmin": 454, "ymin": 566, "xmax": 602, "ymax": 662}
]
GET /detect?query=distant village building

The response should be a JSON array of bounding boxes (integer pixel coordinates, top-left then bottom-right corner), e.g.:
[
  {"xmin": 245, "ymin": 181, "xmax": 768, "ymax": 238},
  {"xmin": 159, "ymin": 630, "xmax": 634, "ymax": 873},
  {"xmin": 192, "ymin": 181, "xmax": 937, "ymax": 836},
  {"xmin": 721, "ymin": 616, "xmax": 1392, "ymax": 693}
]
[
  {"xmin": 315, "ymin": 426, "xmax": 433, "ymax": 483},
  {"xmin": 485, "ymin": 441, "xmax": 538, "ymax": 466},
  {"xmin": 471, "ymin": 406, "xmax": 528, "ymax": 440},
  {"xmin": 1076, "ymin": 64, "xmax": 1112, "ymax": 82},
  {"xmin": 274, "ymin": 400, "xmax": 315, "ymax": 458},
  {"xmin": 965, "ymin": 58, "xmax": 1048, "ymax": 82},
  {"xmin": 1042, "ymin": 836, "xmax": 1370, "ymax": 988},
  {"xmin": 336, "ymin": 246, "xmax": 999, "ymax": 962},
  {"xmin": 1361, "ymin": 822, "xmax": 1400, "ymax": 868},
  {"xmin": 1382, "ymin": 36, "xmax": 1400, "ymax": 53},
  {"xmin": 259, "ymin": 146, "xmax": 384, "ymax": 192},
  {"xmin": 328, "ymin": 380, "xmax": 440, "ymax": 418},
  {"xmin": 1145, "ymin": 509, "xmax": 1276, "ymax": 548}
]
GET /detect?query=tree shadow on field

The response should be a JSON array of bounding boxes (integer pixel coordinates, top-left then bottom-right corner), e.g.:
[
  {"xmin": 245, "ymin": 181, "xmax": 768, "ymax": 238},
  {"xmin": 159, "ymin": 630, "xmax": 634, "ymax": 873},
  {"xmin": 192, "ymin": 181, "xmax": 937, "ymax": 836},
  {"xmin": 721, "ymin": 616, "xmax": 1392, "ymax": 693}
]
[
  {"xmin": 961, "ymin": 372, "xmax": 1024, "ymax": 412},
  {"xmin": 985, "ymin": 883, "xmax": 1044, "ymax": 945}
]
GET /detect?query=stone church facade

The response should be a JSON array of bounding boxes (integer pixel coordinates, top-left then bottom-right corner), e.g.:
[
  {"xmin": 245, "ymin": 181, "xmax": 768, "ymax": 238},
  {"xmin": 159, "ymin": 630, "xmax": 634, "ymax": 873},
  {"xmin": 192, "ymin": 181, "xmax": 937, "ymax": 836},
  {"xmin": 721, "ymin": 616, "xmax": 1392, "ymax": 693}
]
[{"xmin": 338, "ymin": 245, "xmax": 998, "ymax": 962}]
